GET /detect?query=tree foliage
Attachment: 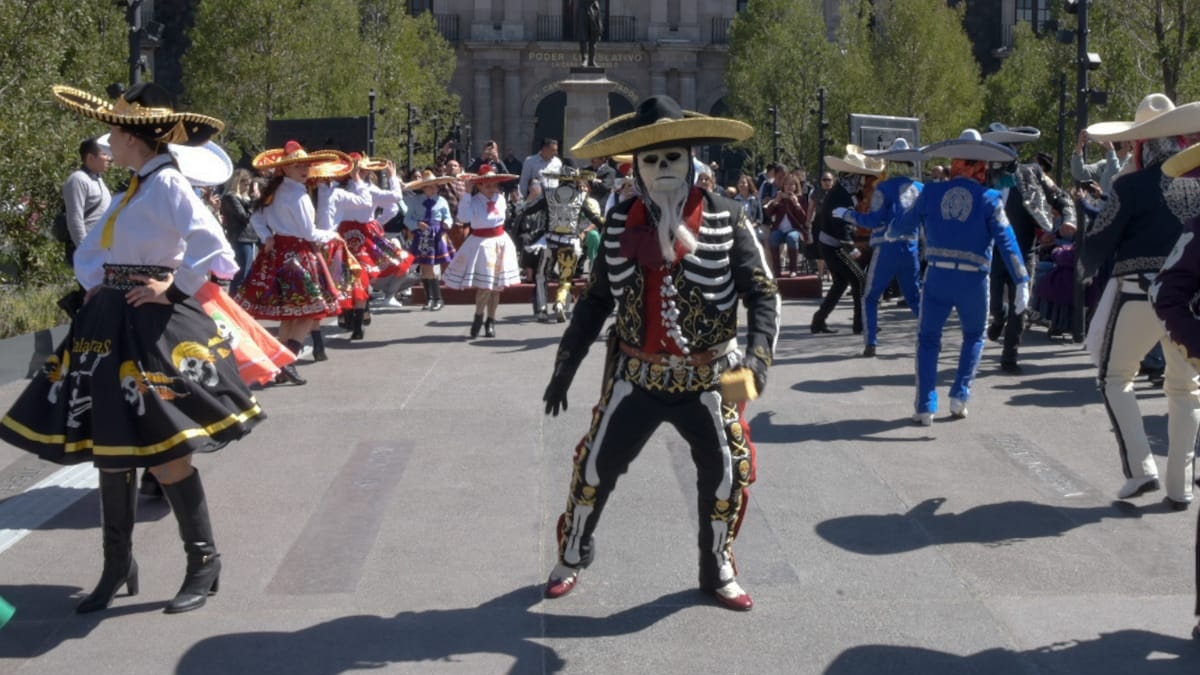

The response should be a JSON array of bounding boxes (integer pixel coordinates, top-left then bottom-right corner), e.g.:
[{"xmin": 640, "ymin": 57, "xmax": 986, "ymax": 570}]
[
  {"xmin": 0, "ymin": 2, "xmax": 126, "ymax": 285},
  {"xmin": 184, "ymin": 0, "xmax": 459, "ymax": 165},
  {"xmin": 982, "ymin": 22, "xmax": 1073, "ymax": 158}
]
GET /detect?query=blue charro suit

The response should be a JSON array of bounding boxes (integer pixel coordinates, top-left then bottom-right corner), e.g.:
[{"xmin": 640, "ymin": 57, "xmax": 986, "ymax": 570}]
[
  {"xmin": 913, "ymin": 176, "xmax": 1029, "ymax": 415},
  {"xmin": 844, "ymin": 176, "xmax": 923, "ymax": 348}
]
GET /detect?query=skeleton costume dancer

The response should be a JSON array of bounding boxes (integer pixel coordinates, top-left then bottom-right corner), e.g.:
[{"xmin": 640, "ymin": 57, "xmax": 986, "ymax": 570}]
[
  {"xmin": 512, "ymin": 169, "xmax": 605, "ymax": 322},
  {"xmin": 0, "ymin": 83, "xmax": 264, "ymax": 614},
  {"xmin": 835, "ymin": 138, "xmax": 926, "ymax": 357},
  {"xmin": 911, "ymin": 130, "xmax": 1029, "ymax": 425},
  {"xmin": 810, "ymin": 146, "xmax": 884, "ymax": 334},
  {"xmin": 1151, "ymin": 142, "xmax": 1200, "ymax": 637},
  {"xmin": 1078, "ymin": 102, "xmax": 1200, "ymax": 508},
  {"xmin": 542, "ymin": 96, "xmax": 777, "ymax": 611}
]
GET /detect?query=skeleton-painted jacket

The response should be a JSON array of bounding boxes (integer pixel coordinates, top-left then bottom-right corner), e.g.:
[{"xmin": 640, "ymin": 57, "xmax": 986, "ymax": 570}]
[
  {"xmin": 551, "ymin": 187, "xmax": 780, "ymax": 384},
  {"xmin": 1150, "ymin": 215, "xmax": 1200, "ymax": 371}
]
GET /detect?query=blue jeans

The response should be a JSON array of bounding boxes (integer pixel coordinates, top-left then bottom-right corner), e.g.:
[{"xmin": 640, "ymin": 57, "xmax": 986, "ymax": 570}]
[{"xmin": 230, "ymin": 242, "xmax": 257, "ymax": 295}]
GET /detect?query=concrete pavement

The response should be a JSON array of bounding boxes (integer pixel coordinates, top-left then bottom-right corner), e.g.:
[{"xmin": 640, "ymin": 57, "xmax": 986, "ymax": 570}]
[{"xmin": 0, "ymin": 295, "xmax": 1196, "ymax": 674}]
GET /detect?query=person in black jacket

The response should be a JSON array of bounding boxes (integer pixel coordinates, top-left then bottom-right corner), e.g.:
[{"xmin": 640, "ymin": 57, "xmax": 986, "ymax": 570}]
[
  {"xmin": 809, "ymin": 147, "xmax": 884, "ymax": 334},
  {"xmin": 219, "ymin": 168, "xmax": 259, "ymax": 295}
]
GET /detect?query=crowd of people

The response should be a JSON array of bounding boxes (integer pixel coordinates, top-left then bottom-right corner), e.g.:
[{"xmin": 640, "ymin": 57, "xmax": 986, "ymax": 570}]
[{"xmin": 0, "ymin": 80, "xmax": 1196, "ymax": 639}]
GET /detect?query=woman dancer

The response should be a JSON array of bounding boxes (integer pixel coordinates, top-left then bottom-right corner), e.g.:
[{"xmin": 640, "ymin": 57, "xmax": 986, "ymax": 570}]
[
  {"xmin": 444, "ymin": 166, "xmax": 521, "ymax": 337},
  {"xmin": 337, "ymin": 155, "xmax": 409, "ymax": 336},
  {"xmin": 404, "ymin": 169, "xmax": 456, "ymax": 310},
  {"xmin": 234, "ymin": 142, "xmax": 347, "ymax": 384},
  {"xmin": 0, "ymin": 82, "xmax": 263, "ymax": 614}
]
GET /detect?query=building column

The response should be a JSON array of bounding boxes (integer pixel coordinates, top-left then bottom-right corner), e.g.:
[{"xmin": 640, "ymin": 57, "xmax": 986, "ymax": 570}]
[
  {"xmin": 650, "ymin": 71, "xmax": 667, "ymax": 97},
  {"xmin": 505, "ymin": 70, "xmax": 521, "ymax": 163},
  {"xmin": 472, "ymin": 69, "xmax": 492, "ymax": 160},
  {"xmin": 680, "ymin": 71, "xmax": 696, "ymax": 111}
]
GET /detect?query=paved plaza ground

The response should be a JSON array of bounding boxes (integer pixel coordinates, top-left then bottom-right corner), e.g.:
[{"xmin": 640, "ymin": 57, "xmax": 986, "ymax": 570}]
[{"xmin": 0, "ymin": 295, "xmax": 1196, "ymax": 674}]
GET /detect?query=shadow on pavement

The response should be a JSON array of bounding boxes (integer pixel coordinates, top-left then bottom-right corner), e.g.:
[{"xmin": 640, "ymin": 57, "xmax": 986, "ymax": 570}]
[
  {"xmin": 815, "ymin": 498, "xmax": 1143, "ymax": 555},
  {"xmin": 174, "ymin": 585, "xmax": 698, "ymax": 675},
  {"xmin": 749, "ymin": 410, "xmax": 931, "ymax": 444},
  {"xmin": 0, "ymin": 584, "xmax": 167, "ymax": 659},
  {"xmin": 823, "ymin": 629, "xmax": 1199, "ymax": 675},
  {"xmin": 0, "ymin": 486, "xmax": 169, "ymax": 531}
]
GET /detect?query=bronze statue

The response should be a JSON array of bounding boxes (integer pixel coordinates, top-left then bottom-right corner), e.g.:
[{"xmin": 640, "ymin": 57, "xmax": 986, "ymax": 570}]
[{"xmin": 575, "ymin": 0, "xmax": 603, "ymax": 68}]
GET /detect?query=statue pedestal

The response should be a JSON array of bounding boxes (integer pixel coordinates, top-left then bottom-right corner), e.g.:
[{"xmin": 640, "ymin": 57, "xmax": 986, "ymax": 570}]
[{"xmin": 562, "ymin": 68, "xmax": 615, "ymax": 161}]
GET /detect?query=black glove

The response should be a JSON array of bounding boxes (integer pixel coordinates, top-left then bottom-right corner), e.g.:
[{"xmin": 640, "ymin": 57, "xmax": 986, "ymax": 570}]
[
  {"xmin": 741, "ymin": 354, "xmax": 768, "ymax": 395},
  {"xmin": 543, "ymin": 363, "xmax": 577, "ymax": 416}
]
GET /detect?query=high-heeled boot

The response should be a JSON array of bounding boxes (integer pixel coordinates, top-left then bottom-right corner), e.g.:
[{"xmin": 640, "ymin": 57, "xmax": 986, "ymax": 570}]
[
  {"xmin": 161, "ymin": 469, "xmax": 221, "ymax": 614},
  {"xmin": 484, "ymin": 317, "xmax": 496, "ymax": 338},
  {"xmin": 470, "ymin": 313, "xmax": 484, "ymax": 338},
  {"xmin": 350, "ymin": 309, "xmax": 365, "ymax": 341},
  {"xmin": 77, "ymin": 470, "xmax": 139, "ymax": 613}
]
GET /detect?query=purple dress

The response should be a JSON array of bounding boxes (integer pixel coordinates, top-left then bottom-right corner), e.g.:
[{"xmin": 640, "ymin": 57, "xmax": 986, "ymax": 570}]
[{"xmin": 408, "ymin": 196, "xmax": 455, "ymax": 265}]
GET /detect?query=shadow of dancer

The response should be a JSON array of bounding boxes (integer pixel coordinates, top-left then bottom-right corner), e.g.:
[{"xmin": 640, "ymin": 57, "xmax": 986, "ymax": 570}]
[
  {"xmin": 176, "ymin": 585, "xmax": 697, "ymax": 675},
  {"xmin": 815, "ymin": 497, "xmax": 1143, "ymax": 555},
  {"xmin": 823, "ymin": 629, "xmax": 1199, "ymax": 675}
]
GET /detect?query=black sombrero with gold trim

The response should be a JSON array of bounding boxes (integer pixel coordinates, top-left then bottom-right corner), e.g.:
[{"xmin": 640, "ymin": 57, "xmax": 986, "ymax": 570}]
[
  {"xmin": 52, "ymin": 82, "xmax": 224, "ymax": 147},
  {"xmin": 571, "ymin": 95, "xmax": 753, "ymax": 159},
  {"xmin": 252, "ymin": 141, "xmax": 350, "ymax": 171}
]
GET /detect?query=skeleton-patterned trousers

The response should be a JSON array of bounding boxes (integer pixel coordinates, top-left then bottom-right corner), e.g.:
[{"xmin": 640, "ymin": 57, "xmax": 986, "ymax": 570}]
[
  {"xmin": 535, "ymin": 241, "xmax": 582, "ymax": 312},
  {"xmin": 554, "ymin": 372, "xmax": 758, "ymax": 590}
]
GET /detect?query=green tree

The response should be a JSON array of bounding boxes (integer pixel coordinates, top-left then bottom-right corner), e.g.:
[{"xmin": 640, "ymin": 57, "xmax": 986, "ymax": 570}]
[
  {"xmin": 0, "ymin": 2, "xmax": 126, "ymax": 285},
  {"xmin": 982, "ymin": 22, "xmax": 1072, "ymax": 157}
]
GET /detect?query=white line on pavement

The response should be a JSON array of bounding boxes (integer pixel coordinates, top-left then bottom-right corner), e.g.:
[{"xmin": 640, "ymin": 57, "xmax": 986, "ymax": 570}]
[{"xmin": 0, "ymin": 463, "xmax": 97, "ymax": 555}]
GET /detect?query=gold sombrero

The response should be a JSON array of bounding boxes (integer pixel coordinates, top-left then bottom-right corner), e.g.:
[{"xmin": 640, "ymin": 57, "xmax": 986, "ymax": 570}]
[
  {"xmin": 571, "ymin": 95, "xmax": 753, "ymax": 159},
  {"xmin": 350, "ymin": 152, "xmax": 389, "ymax": 172},
  {"xmin": 1163, "ymin": 142, "xmax": 1200, "ymax": 178},
  {"xmin": 52, "ymin": 83, "xmax": 223, "ymax": 147},
  {"xmin": 252, "ymin": 142, "xmax": 350, "ymax": 170},
  {"xmin": 307, "ymin": 154, "xmax": 357, "ymax": 181},
  {"xmin": 460, "ymin": 165, "xmax": 519, "ymax": 185},
  {"xmin": 405, "ymin": 169, "xmax": 458, "ymax": 191}
]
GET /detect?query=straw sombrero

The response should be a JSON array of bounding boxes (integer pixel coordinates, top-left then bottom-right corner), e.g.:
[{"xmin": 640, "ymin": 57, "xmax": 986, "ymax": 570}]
[
  {"xmin": 308, "ymin": 153, "xmax": 357, "ymax": 181},
  {"xmin": 864, "ymin": 138, "xmax": 926, "ymax": 164},
  {"xmin": 52, "ymin": 82, "xmax": 223, "ymax": 147},
  {"xmin": 405, "ymin": 169, "xmax": 458, "ymax": 191},
  {"xmin": 1086, "ymin": 94, "xmax": 1182, "ymax": 141},
  {"xmin": 1162, "ymin": 142, "xmax": 1200, "ymax": 178},
  {"xmin": 252, "ymin": 141, "xmax": 349, "ymax": 170},
  {"xmin": 825, "ymin": 145, "xmax": 886, "ymax": 176},
  {"xmin": 921, "ymin": 129, "xmax": 1017, "ymax": 162},
  {"xmin": 461, "ymin": 165, "xmax": 519, "ymax": 185},
  {"xmin": 97, "ymin": 132, "xmax": 233, "ymax": 187},
  {"xmin": 571, "ymin": 95, "xmax": 753, "ymax": 159},
  {"xmin": 349, "ymin": 152, "xmax": 389, "ymax": 172},
  {"xmin": 981, "ymin": 123, "xmax": 1042, "ymax": 145}
]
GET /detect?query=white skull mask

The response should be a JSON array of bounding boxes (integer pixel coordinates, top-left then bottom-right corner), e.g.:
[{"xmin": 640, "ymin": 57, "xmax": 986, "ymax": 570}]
[
  {"xmin": 212, "ymin": 316, "xmax": 239, "ymax": 350},
  {"xmin": 636, "ymin": 146, "xmax": 691, "ymax": 195},
  {"xmin": 178, "ymin": 356, "xmax": 218, "ymax": 387},
  {"xmin": 121, "ymin": 375, "xmax": 145, "ymax": 416}
]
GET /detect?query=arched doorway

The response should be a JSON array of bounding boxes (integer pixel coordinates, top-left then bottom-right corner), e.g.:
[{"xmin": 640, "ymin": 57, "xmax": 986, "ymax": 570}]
[
  {"xmin": 609, "ymin": 92, "xmax": 634, "ymax": 118},
  {"xmin": 532, "ymin": 91, "xmax": 566, "ymax": 155}
]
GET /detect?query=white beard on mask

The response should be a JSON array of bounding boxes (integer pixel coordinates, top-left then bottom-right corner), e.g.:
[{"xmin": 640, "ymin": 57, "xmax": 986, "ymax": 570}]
[{"xmin": 636, "ymin": 145, "xmax": 697, "ymax": 263}]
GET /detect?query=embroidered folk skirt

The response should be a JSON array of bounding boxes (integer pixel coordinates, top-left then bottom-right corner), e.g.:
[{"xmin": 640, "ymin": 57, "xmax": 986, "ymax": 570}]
[
  {"xmin": 0, "ymin": 267, "xmax": 264, "ymax": 468},
  {"xmin": 194, "ymin": 281, "xmax": 295, "ymax": 386},
  {"xmin": 443, "ymin": 231, "xmax": 520, "ymax": 291},
  {"xmin": 234, "ymin": 235, "xmax": 340, "ymax": 320},
  {"xmin": 321, "ymin": 237, "xmax": 369, "ymax": 311},
  {"xmin": 410, "ymin": 226, "xmax": 456, "ymax": 266},
  {"xmin": 338, "ymin": 220, "xmax": 414, "ymax": 279}
]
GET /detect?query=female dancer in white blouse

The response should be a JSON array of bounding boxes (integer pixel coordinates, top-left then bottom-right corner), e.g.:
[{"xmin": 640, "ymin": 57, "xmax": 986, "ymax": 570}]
[
  {"xmin": 444, "ymin": 166, "xmax": 521, "ymax": 337},
  {"xmin": 0, "ymin": 82, "xmax": 263, "ymax": 614},
  {"xmin": 234, "ymin": 142, "xmax": 346, "ymax": 383}
]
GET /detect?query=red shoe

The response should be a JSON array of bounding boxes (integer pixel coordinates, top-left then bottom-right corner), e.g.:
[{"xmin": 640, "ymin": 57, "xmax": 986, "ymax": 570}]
[
  {"xmin": 544, "ymin": 563, "xmax": 580, "ymax": 599},
  {"xmin": 708, "ymin": 580, "xmax": 753, "ymax": 611}
]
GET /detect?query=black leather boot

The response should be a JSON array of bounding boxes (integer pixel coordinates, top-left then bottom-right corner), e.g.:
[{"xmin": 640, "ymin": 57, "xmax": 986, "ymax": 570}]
[
  {"xmin": 161, "ymin": 469, "xmax": 221, "ymax": 614},
  {"xmin": 484, "ymin": 318, "xmax": 496, "ymax": 338},
  {"xmin": 430, "ymin": 281, "xmax": 445, "ymax": 311},
  {"xmin": 350, "ymin": 309, "xmax": 365, "ymax": 341},
  {"xmin": 77, "ymin": 470, "xmax": 139, "ymax": 613},
  {"xmin": 470, "ymin": 313, "xmax": 483, "ymax": 338}
]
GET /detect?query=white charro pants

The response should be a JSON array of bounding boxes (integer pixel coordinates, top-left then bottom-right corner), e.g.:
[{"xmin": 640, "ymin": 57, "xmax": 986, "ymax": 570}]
[{"xmin": 1098, "ymin": 280, "xmax": 1199, "ymax": 501}]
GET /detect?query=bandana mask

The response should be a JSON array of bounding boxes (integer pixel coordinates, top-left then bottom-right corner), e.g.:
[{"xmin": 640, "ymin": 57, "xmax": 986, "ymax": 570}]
[{"xmin": 838, "ymin": 173, "xmax": 863, "ymax": 194}]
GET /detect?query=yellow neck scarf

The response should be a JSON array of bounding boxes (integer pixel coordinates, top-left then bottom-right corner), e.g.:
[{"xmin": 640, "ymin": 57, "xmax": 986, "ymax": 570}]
[{"xmin": 99, "ymin": 172, "xmax": 141, "ymax": 250}]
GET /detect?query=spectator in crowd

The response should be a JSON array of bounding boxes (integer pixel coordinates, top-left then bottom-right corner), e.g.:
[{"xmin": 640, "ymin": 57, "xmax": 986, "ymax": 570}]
[
  {"xmin": 219, "ymin": 168, "xmax": 258, "ymax": 295},
  {"xmin": 587, "ymin": 155, "xmax": 616, "ymax": 206},
  {"xmin": 62, "ymin": 137, "xmax": 112, "ymax": 266},
  {"xmin": 519, "ymin": 138, "xmax": 563, "ymax": 199},
  {"xmin": 733, "ymin": 174, "xmax": 764, "ymax": 243},
  {"xmin": 763, "ymin": 172, "xmax": 811, "ymax": 277},
  {"xmin": 758, "ymin": 162, "xmax": 784, "ymax": 202}
]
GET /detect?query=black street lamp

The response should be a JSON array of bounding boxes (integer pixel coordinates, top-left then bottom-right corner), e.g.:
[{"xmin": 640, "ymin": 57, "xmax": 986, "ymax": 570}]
[
  {"xmin": 815, "ymin": 87, "xmax": 829, "ymax": 175},
  {"xmin": 767, "ymin": 106, "xmax": 780, "ymax": 163},
  {"xmin": 368, "ymin": 89, "xmax": 377, "ymax": 156}
]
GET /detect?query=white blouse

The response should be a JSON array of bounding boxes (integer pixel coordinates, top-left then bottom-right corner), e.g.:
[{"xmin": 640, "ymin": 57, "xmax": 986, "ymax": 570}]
[
  {"xmin": 457, "ymin": 191, "xmax": 506, "ymax": 229},
  {"xmin": 249, "ymin": 177, "xmax": 335, "ymax": 244},
  {"xmin": 74, "ymin": 154, "xmax": 227, "ymax": 296},
  {"xmin": 342, "ymin": 176, "xmax": 404, "ymax": 223},
  {"xmin": 314, "ymin": 183, "xmax": 371, "ymax": 232}
]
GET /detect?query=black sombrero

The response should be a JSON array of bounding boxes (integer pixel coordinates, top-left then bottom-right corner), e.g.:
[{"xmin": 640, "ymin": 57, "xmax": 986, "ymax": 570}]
[
  {"xmin": 571, "ymin": 95, "xmax": 753, "ymax": 159},
  {"xmin": 52, "ymin": 82, "xmax": 223, "ymax": 147}
]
